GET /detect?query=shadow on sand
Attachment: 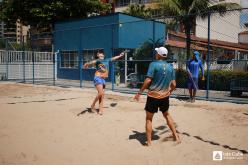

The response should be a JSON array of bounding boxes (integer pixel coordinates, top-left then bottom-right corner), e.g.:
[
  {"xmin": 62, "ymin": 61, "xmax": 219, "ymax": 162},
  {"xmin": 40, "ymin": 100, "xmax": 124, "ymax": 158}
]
[
  {"xmin": 129, "ymin": 130, "xmax": 160, "ymax": 146},
  {"xmin": 77, "ymin": 106, "xmax": 111, "ymax": 116},
  {"xmin": 77, "ymin": 108, "xmax": 96, "ymax": 116},
  {"xmin": 129, "ymin": 125, "xmax": 171, "ymax": 145},
  {"xmin": 179, "ymin": 131, "xmax": 248, "ymax": 154}
]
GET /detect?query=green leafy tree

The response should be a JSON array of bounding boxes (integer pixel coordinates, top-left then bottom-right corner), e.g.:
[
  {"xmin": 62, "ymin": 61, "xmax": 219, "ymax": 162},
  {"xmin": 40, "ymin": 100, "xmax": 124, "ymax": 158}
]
[
  {"xmin": 0, "ymin": 0, "xmax": 4, "ymax": 20},
  {"xmin": 156, "ymin": 0, "xmax": 240, "ymax": 59},
  {"xmin": 133, "ymin": 38, "xmax": 163, "ymax": 74},
  {"xmin": 133, "ymin": 38, "xmax": 163, "ymax": 60},
  {"xmin": 0, "ymin": 0, "xmax": 111, "ymax": 28},
  {"xmin": 124, "ymin": 4, "xmax": 152, "ymax": 18},
  {"xmin": 0, "ymin": 39, "xmax": 5, "ymax": 49}
]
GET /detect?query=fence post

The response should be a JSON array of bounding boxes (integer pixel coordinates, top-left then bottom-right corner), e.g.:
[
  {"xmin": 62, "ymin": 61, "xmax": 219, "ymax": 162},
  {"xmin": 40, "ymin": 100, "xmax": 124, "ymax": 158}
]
[
  {"xmin": 79, "ymin": 50, "xmax": 83, "ymax": 88},
  {"xmin": 22, "ymin": 36, "xmax": 26, "ymax": 83},
  {"xmin": 124, "ymin": 52, "xmax": 127, "ymax": 85},
  {"xmin": 53, "ymin": 51, "xmax": 57, "ymax": 86},
  {"xmin": 152, "ymin": 20, "xmax": 155, "ymax": 61},
  {"xmin": 5, "ymin": 40, "xmax": 8, "ymax": 80},
  {"xmin": 32, "ymin": 51, "xmax": 34, "ymax": 84},
  {"xmin": 79, "ymin": 29, "xmax": 83, "ymax": 88},
  {"xmin": 206, "ymin": 12, "xmax": 211, "ymax": 99},
  {"xmin": 111, "ymin": 61, "xmax": 115, "ymax": 91},
  {"xmin": 111, "ymin": 25, "xmax": 115, "ymax": 91}
]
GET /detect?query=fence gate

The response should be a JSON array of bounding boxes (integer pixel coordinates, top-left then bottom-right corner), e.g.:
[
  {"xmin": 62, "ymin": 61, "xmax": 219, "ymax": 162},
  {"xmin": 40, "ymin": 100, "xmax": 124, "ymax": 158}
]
[{"xmin": 0, "ymin": 50, "xmax": 56, "ymax": 83}]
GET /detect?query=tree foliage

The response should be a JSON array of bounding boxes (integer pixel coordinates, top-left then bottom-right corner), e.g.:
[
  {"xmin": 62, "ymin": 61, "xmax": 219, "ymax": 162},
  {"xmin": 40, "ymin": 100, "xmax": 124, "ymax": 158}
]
[
  {"xmin": 133, "ymin": 38, "xmax": 163, "ymax": 60},
  {"xmin": 133, "ymin": 38, "xmax": 163, "ymax": 74},
  {"xmin": 0, "ymin": 0, "xmax": 111, "ymax": 27},
  {"xmin": 124, "ymin": 4, "xmax": 152, "ymax": 18}
]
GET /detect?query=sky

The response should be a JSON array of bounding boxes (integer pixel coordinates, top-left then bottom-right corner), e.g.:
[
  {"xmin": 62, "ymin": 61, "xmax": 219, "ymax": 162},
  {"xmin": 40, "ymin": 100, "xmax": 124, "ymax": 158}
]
[
  {"xmin": 241, "ymin": 0, "xmax": 248, "ymax": 8},
  {"xmin": 240, "ymin": 0, "xmax": 248, "ymax": 25}
]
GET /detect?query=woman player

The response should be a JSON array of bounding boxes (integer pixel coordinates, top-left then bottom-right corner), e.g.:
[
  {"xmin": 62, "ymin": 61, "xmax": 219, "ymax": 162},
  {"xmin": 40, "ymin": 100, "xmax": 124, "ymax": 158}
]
[{"xmin": 83, "ymin": 49, "xmax": 129, "ymax": 115}]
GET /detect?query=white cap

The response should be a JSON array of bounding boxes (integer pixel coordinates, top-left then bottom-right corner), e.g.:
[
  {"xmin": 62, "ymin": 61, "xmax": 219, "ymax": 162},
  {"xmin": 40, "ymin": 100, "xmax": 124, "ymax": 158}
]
[{"xmin": 155, "ymin": 47, "xmax": 168, "ymax": 56}]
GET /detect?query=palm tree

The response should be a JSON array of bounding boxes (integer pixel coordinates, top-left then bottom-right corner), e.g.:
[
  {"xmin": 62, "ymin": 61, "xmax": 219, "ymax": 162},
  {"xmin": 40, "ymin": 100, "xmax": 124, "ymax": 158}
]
[
  {"xmin": 156, "ymin": 0, "xmax": 240, "ymax": 59},
  {"xmin": 124, "ymin": 4, "xmax": 152, "ymax": 18}
]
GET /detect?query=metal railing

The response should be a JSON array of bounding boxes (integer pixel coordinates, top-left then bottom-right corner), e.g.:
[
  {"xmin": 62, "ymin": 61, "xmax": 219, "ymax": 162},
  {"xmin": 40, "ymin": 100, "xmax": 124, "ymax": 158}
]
[{"xmin": 1, "ymin": 8, "xmax": 248, "ymax": 104}]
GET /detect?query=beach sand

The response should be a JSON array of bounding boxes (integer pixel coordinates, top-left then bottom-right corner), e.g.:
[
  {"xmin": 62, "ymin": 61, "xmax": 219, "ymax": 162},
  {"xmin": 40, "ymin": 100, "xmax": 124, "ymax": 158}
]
[{"xmin": 0, "ymin": 82, "xmax": 248, "ymax": 165}]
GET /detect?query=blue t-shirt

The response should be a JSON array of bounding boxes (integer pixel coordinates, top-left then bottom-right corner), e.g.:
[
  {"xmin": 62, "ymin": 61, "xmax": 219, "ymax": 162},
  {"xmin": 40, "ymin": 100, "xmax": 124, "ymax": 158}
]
[
  {"xmin": 95, "ymin": 59, "xmax": 110, "ymax": 78},
  {"xmin": 187, "ymin": 60, "xmax": 204, "ymax": 78},
  {"xmin": 146, "ymin": 61, "xmax": 175, "ymax": 99}
]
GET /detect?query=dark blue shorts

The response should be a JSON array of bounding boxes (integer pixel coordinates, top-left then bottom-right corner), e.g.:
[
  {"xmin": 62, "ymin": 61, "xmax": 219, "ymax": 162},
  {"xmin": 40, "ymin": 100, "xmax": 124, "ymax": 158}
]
[
  {"xmin": 94, "ymin": 76, "xmax": 105, "ymax": 88},
  {"xmin": 188, "ymin": 77, "xmax": 198, "ymax": 90}
]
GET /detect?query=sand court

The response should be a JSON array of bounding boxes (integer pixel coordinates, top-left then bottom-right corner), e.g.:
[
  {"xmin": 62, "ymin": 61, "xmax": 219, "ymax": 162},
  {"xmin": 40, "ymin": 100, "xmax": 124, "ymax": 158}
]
[{"xmin": 0, "ymin": 82, "xmax": 248, "ymax": 165}]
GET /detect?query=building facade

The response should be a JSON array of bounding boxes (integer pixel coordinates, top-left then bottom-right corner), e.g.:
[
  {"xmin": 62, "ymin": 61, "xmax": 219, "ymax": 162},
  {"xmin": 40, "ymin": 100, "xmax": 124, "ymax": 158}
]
[
  {"xmin": 54, "ymin": 13, "xmax": 165, "ymax": 81},
  {"xmin": 16, "ymin": 19, "xmax": 30, "ymax": 43},
  {"xmin": 196, "ymin": 0, "xmax": 247, "ymax": 43},
  {"xmin": 0, "ymin": 19, "xmax": 30, "ymax": 44},
  {"xmin": 100, "ymin": 0, "xmax": 153, "ymax": 12}
]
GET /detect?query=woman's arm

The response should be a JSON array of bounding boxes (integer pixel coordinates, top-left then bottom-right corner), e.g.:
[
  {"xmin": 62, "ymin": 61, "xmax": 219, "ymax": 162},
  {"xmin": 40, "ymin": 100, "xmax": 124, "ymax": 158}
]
[
  {"xmin": 83, "ymin": 60, "xmax": 97, "ymax": 69},
  {"xmin": 111, "ymin": 53, "xmax": 125, "ymax": 61},
  {"xmin": 111, "ymin": 49, "xmax": 130, "ymax": 61}
]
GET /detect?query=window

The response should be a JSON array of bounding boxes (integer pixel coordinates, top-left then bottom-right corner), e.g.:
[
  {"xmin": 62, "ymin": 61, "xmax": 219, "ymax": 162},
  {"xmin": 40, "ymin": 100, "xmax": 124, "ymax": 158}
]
[
  {"xmin": 60, "ymin": 51, "xmax": 78, "ymax": 68},
  {"xmin": 83, "ymin": 49, "xmax": 104, "ymax": 69}
]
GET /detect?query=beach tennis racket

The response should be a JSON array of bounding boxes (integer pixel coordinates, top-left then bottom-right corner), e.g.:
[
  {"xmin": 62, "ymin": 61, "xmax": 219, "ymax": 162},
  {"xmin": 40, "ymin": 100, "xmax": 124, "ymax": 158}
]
[
  {"xmin": 120, "ymin": 49, "xmax": 130, "ymax": 55},
  {"xmin": 187, "ymin": 68, "xmax": 198, "ymax": 90}
]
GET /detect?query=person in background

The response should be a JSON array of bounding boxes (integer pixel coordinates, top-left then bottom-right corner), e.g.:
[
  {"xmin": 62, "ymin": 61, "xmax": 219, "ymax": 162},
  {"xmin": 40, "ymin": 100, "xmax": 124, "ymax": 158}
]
[{"xmin": 186, "ymin": 51, "xmax": 205, "ymax": 103}]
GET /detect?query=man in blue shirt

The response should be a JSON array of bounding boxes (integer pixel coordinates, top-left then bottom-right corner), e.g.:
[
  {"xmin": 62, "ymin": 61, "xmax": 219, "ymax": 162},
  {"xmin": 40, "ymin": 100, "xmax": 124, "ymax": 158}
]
[
  {"xmin": 186, "ymin": 51, "xmax": 205, "ymax": 103},
  {"xmin": 134, "ymin": 47, "xmax": 180, "ymax": 146}
]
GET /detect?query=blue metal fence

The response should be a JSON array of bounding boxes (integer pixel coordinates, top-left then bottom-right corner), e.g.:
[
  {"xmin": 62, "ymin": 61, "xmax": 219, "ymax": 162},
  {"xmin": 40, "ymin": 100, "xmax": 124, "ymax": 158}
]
[
  {"xmin": 0, "ymin": 50, "xmax": 55, "ymax": 84},
  {"xmin": 1, "ymin": 9, "xmax": 248, "ymax": 104}
]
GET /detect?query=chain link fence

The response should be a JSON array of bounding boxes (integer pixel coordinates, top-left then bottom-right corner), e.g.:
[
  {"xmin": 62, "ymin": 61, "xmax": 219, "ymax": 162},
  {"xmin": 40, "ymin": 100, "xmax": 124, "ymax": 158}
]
[{"xmin": 0, "ymin": 8, "xmax": 247, "ymax": 103}]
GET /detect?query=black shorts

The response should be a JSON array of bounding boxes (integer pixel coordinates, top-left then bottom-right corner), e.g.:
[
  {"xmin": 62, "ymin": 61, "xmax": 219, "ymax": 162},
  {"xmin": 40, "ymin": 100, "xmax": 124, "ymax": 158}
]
[{"xmin": 145, "ymin": 96, "xmax": 169, "ymax": 113}]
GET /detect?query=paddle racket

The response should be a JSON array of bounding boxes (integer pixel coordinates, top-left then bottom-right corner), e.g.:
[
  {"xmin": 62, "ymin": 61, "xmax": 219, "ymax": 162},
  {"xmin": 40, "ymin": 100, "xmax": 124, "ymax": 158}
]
[
  {"xmin": 187, "ymin": 68, "xmax": 198, "ymax": 90},
  {"xmin": 120, "ymin": 49, "xmax": 130, "ymax": 55}
]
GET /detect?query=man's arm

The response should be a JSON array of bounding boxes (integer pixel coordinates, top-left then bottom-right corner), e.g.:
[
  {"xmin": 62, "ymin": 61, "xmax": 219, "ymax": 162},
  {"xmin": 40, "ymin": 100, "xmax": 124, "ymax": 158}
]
[
  {"xmin": 83, "ymin": 60, "xmax": 97, "ymax": 69},
  {"xmin": 169, "ymin": 80, "xmax": 176, "ymax": 94},
  {"xmin": 199, "ymin": 61, "xmax": 205, "ymax": 80},
  {"xmin": 170, "ymin": 68, "xmax": 176, "ymax": 94},
  {"xmin": 134, "ymin": 77, "xmax": 152, "ymax": 101}
]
